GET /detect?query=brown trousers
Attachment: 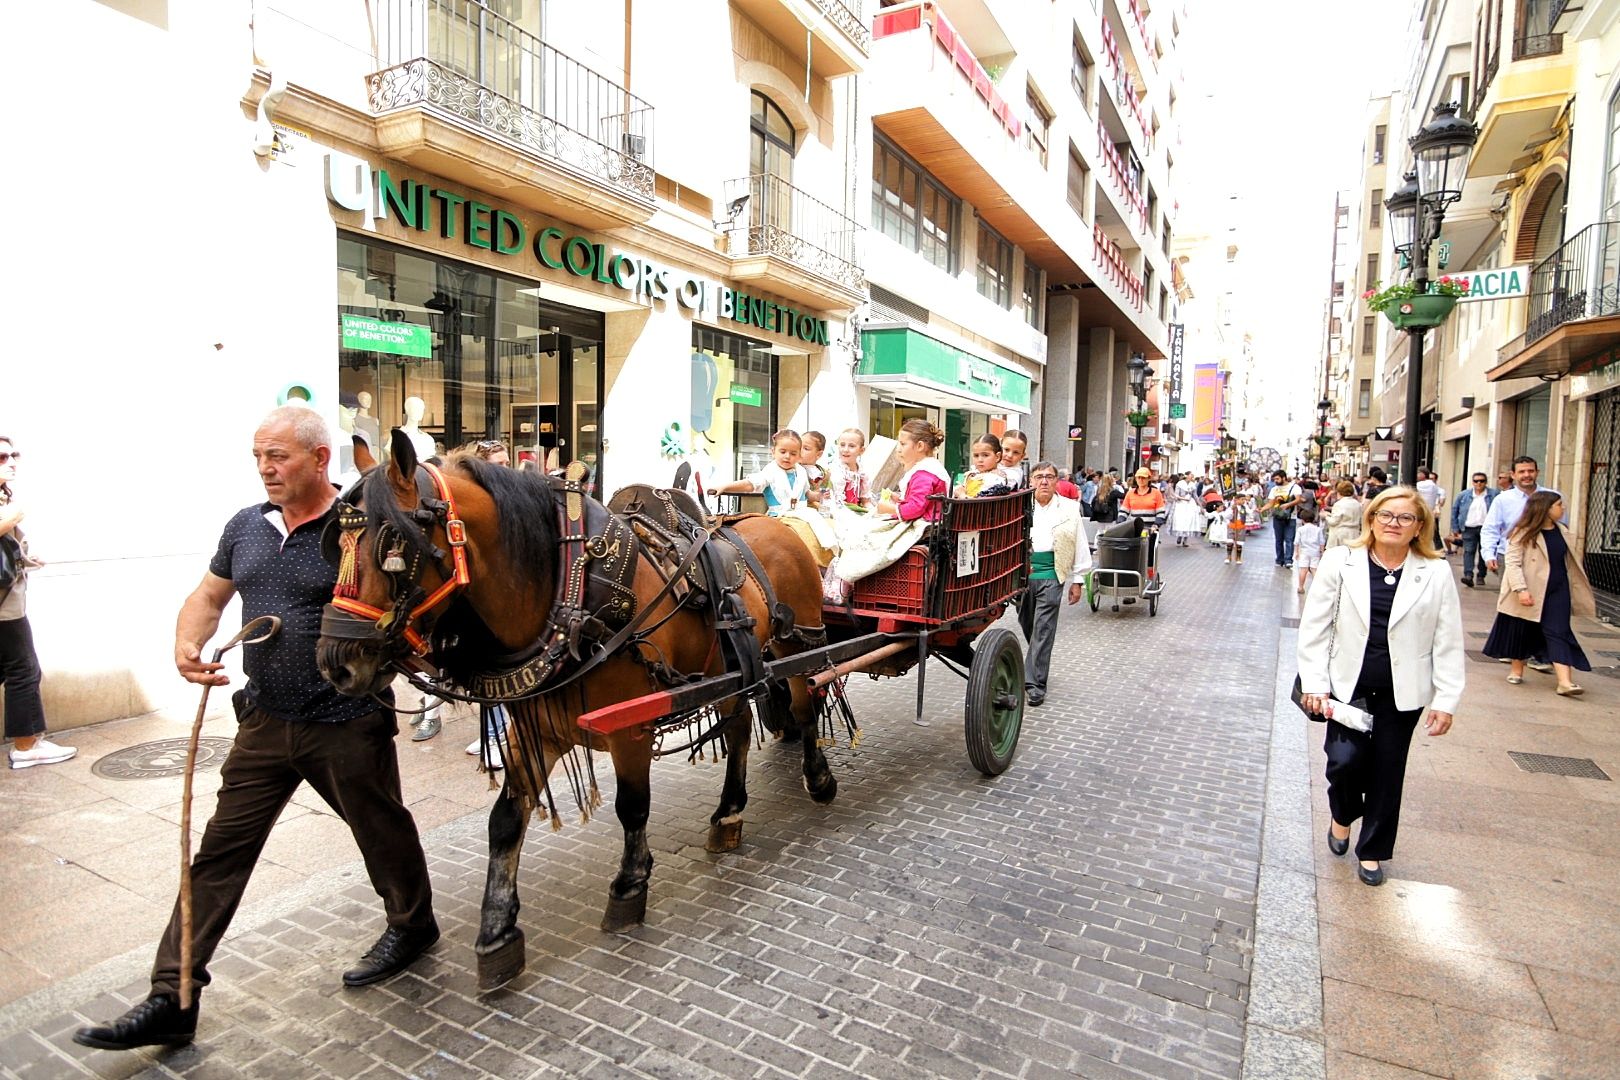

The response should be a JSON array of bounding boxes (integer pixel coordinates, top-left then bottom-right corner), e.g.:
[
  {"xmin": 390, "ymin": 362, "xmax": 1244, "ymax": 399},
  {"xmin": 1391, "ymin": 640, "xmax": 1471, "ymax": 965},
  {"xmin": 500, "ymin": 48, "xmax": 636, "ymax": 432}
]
[{"xmin": 150, "ymin": 699, "xmax": 434, "ymax": 996}]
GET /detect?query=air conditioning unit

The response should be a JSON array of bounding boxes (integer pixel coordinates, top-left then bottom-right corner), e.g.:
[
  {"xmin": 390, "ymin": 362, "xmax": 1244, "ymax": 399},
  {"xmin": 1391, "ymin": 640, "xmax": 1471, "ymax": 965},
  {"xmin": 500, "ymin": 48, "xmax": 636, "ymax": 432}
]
[
  {"xmin": 622, "ymin": 133, "xmax": 647, "ymax": 160},
  {"xmin": 1460, "ymin": 395, "xmax": 1475, "ymax": 409}
]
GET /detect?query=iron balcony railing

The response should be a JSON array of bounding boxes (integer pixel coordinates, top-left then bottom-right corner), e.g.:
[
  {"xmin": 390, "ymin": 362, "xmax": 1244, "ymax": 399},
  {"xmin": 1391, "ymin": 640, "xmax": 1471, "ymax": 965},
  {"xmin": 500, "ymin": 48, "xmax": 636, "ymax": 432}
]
[
  {"xmin": 1513, "ymin": 32, "xmax": 1564, "ymax": 59},
  {"xmin": 1498, "ymin": 221, "xmax": 1620, "ymax": 362},
  {"xmin": 1472, "ymin": 51, "xmax": 1499, "ymax": 114},
  {"xmin": 723, "ymin": 174, "xmax": 864, "ymax": 292},
  {"xmin": 813, "ymin": 0, "xmax": 870, "ymax": 51},
  {"xmin": 369, "ymin": 0, "xmax": 654, "ymax": 200}
]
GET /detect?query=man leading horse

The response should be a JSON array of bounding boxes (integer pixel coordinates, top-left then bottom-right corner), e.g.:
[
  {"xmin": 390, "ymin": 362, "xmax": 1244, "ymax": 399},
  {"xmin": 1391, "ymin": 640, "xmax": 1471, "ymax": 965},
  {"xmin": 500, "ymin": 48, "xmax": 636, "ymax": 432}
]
[{"xmin": 74, "ymin": 407, "xmax": 438, "ymax": 1051}]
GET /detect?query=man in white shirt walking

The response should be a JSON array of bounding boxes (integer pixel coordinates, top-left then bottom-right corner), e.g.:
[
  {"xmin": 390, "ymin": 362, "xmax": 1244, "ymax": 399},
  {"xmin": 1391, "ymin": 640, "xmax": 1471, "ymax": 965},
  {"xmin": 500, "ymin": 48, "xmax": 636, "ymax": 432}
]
[
  {"xmin": 1449, "ymin": 471, "xmax": 1495, "ymax": 586},
  {"xmin": 1019, "ymin": 462, "xmax": 1090, "ymax": 707},
  {"xmin": 1415, "ymin": 468, "xmax": 1446, "ymax": 550}
]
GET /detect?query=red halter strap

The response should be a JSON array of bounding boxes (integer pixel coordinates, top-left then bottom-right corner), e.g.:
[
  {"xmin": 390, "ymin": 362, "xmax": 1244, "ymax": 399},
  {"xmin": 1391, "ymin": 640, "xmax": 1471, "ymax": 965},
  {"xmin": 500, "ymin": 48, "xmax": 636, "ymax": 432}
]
[{"xmin": 328, "ymin": 462, "xmax": 470, "ymax": 656}]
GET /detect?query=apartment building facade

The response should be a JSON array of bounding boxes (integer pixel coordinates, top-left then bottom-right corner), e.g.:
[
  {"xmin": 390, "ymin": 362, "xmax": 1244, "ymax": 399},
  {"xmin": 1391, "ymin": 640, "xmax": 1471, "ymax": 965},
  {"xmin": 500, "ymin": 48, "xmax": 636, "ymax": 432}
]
[
  {"xmin": 1334, "ymin": 0, "xmax": 1620, "ymax": 618},
  {"xmin": 1318, "ymin": 99, "xmax": 1398, "ymax": 480},
  {"xmin": 8, "ymin": 0, "xmax": 872, "ymax": 725},
  {"xmin": 862, "ymin": 0, "xmax": 1178, "ymax": 480}
]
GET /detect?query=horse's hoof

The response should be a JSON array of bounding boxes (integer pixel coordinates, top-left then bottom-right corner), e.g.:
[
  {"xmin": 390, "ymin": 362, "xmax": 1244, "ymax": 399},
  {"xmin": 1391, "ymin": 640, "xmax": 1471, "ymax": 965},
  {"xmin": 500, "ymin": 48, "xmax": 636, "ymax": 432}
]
[
  {"xmin": 476, "ymin": 930, "xmax": 525, "ymax": 991},
  {"xmin": 803, "ymin": 772, "xmax": 838, "ymax": 805},
  {"xmin": 601, "ymin": 891, "xmax": 648, "ymax": 933},
  {"xmin": 706, "ymin": 818, "xmax": 743, "ymax": 852}
]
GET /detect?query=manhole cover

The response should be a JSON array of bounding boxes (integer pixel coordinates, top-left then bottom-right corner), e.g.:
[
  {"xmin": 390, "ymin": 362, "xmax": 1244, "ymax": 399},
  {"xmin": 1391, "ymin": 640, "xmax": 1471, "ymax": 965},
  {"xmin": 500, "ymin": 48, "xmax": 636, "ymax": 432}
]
[
  {"xmin": 1507, "ymin": 752, "xmax": 1611, "ymax": 781},
  {"xmin": 92, "ymin": 738, "xmax": 236, "ymax": 780},
  {"xmin": 1280, "ymin": 617, "xmax": 1300, "ymax": 628}
]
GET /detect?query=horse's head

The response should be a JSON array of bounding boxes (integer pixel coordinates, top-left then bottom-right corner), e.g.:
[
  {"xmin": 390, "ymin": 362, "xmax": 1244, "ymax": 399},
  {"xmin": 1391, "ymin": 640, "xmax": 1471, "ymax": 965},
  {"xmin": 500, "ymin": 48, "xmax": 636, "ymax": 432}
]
[{"xmin": 317, "ymin": 428, "xmax": 471, "ymax": 697}]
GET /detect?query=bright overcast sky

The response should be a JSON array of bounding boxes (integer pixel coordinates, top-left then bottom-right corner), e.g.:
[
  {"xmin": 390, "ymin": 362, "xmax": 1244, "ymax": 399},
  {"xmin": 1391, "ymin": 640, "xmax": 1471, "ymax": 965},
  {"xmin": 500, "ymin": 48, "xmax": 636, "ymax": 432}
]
[{"xmin": 1181, "ymin": 0, "xmax": 1409, "ymax": 447}]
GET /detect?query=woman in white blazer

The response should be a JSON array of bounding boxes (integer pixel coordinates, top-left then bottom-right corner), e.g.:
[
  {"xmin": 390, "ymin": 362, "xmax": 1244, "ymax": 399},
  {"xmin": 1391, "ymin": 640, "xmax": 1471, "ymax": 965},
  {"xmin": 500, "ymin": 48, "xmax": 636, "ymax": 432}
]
[{"xmin": 1296, "ymin": 487, "xmax": 1465, "ymax": 886}]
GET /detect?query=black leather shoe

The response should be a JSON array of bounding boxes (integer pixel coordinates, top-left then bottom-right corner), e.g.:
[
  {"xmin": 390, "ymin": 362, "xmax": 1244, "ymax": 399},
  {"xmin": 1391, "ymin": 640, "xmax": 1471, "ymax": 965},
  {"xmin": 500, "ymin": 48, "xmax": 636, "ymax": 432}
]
[
  {"xmin": 73, "ymin": 993, "xmax": 198, "ymax": 1050},
  {"xmin": 1357, "ymin": 862, "xmax": 1385, "ymax": 887},
  {"xmin": 1461, "ymin": 577, "xmax": 1474, "ymax": 588},
  {"xmin": 343, "ymin": 922, "xmax": 440, "ymax": 987},
  {"xmin": 1026, "ymin": 690, "xmax": 1045, "ymax": 707},
  {"xmin": 1326, "ymin": 826, "xmax": 1349, "ymax": 857}
]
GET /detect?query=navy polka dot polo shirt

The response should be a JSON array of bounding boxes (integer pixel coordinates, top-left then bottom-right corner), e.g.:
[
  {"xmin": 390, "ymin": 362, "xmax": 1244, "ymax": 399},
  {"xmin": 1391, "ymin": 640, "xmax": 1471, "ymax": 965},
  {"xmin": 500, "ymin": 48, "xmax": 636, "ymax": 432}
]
[{"xmin": 209, "ymin": 503, "xmax": 377, "ymax": 723}]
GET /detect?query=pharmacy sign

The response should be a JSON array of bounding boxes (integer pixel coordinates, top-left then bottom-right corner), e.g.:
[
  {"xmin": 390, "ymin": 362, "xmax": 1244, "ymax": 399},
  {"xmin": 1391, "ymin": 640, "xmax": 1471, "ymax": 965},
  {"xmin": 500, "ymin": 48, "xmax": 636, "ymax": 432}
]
[{"xmin": 1455, "ymin": 265, "xmax": 1530, "ymax": 303}]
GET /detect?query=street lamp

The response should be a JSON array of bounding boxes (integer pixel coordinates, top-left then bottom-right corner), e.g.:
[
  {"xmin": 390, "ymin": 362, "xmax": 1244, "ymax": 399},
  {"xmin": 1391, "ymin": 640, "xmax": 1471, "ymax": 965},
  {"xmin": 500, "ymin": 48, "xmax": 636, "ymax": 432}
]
[
  {"xmin": 1126, "ymin": 353, "xmax": 1151, "ymax": 472},
  {"xmin": 1385, "ymin": 102, "xmax": 1477, "ymax": 487},
  {"xmin": 1316, "ymin": 398, "xmax": 1333, "ymax": 476}
]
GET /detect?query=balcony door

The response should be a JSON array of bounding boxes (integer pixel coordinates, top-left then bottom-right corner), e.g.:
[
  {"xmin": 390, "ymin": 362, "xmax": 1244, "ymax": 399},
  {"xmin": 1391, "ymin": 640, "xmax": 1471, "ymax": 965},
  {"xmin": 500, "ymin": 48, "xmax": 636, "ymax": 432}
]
[{"xmin": 749, "ymin": 91, "xmax": 796, "ymax": 235}]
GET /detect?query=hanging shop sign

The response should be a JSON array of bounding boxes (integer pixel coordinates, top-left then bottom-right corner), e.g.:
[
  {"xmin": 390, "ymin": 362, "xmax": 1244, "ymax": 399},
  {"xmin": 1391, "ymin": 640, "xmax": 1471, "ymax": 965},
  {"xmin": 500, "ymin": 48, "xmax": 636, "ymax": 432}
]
[
  {"xmin": 728, "ymin": 383, "xmax": 764, "ymax": 407},
  {"xmin": 1455, "ymin": 265, "xmax": 1530, "ymax": 303},
  {"xmin": 340, "ymin": 314, "xmax": 433, "ymax": 358},
  {"xmin": 1168, "ymin": 322, "xmax": 1185, "ymax": 405},
  {"xmin": 326, "ymin": 156, "xmax": 830, "ymax": 347}
]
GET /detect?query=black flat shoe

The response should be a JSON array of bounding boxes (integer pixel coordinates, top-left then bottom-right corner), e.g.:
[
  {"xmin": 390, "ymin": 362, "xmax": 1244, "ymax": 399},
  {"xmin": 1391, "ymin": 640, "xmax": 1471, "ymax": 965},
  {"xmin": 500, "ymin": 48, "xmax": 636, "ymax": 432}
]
[
  {"xmin": 1326, "ymin": 826, "xmax": 1349, "ymax": 857},
  {"xmin": 343, "ymin": 921, "xmax": 440, "ymax": 987},
  {"xmin": 74, "ymin": 993, "xmax": 198, "ymax": 1051},
  {"xmin": 1357, "ymin": 862, "xmax": 1385, "ymax": 887}
]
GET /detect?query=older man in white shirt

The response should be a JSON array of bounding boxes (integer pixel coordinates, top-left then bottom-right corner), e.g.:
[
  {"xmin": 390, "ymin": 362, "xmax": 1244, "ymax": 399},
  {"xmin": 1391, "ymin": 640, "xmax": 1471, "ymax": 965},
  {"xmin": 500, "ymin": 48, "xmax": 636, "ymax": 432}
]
[{"xmin": 1019, "ymin": 462, "xmax": 1091, "ymax": 707}]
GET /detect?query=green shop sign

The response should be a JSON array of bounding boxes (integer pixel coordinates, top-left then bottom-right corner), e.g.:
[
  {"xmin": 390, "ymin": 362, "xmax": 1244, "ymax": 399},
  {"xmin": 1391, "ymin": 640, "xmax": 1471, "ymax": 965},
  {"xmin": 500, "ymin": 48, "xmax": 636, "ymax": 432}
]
[
  {"xmin": 326, "ymin": 157, "xmax": 830, "ymax": 347},
  {"xmin": 340, "ymin": 314, "xmax": 432, "ymax": 358},
  {"xmin": 858, "ymin": 328, "xmax": 1031, "ymax": 412},
  {"xmin": 729, "ymin": 383, "xmax": 764, "ymax": 407}
]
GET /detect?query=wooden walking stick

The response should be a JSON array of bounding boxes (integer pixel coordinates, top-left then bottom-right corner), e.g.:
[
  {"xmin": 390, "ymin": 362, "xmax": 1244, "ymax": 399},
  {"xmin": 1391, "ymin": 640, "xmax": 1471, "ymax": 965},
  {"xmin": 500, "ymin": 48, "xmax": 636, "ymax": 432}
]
[{"xmin": 178, "ymin": 614, "xmax": 280, "ymax": 1009}]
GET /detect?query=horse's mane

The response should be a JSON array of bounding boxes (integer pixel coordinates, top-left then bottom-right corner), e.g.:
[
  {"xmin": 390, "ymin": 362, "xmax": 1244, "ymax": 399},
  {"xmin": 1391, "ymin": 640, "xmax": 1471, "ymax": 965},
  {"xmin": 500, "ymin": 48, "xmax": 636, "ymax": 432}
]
[
  {"xmin": 444, "ymin": 451, "xmax": 560, "ymax": 575},
  {"xmin": 360, "ymin": 453, "xmax": 560, "ymax": 583}
]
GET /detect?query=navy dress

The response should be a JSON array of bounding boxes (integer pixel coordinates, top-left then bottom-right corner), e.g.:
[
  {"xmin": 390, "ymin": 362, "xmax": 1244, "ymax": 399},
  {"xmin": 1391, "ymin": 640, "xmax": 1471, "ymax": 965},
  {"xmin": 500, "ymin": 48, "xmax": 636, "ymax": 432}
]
[{"xmin": 1482, "ymin": 528, "xmax": 1591, "ymax": 670}]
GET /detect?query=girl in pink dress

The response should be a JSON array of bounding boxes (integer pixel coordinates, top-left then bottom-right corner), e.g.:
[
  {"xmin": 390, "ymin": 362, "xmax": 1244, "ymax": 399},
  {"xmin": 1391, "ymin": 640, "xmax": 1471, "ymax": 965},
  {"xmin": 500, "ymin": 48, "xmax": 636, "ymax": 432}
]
[{"xmin": 874, "ymin": 419, "xmax": 949, "ymax": 522}]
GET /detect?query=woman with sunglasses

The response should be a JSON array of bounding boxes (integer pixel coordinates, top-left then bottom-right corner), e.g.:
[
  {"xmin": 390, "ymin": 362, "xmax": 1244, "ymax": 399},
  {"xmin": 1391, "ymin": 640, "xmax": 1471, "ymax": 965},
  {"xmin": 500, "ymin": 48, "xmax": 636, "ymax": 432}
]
[
  {"xmin": 1295, "ymin": 487, "xmax": 1465, "ymax": 886},
  {"xmin": 1, "ymin": 437, "xmax": 76, "ymax": 769}
]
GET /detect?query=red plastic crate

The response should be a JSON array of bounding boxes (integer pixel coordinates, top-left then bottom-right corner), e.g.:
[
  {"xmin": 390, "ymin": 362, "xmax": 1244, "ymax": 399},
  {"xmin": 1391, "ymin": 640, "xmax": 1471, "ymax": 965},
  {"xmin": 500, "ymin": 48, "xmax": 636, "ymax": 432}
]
[{"xmin": 850, "ymin": 546, "xmax": 930, "ymax": 617}]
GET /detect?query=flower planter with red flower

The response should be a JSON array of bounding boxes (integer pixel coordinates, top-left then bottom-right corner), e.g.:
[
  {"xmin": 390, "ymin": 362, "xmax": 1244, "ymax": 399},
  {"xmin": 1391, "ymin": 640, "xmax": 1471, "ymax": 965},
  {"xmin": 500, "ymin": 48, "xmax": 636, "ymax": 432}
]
[{"xmin": 1363, "ymin": 276, "xmax": 1468, "ymax": 331}]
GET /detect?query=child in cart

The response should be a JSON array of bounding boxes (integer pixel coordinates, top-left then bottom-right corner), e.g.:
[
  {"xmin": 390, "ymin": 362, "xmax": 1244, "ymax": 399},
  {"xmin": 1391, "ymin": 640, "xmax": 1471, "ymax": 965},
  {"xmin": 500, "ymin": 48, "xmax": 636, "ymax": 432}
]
[
  {"xmin": 1226, "ymin": 491, "xmax": 1260, "ymax": 564},
  {"xmin": 714, "ymin": 429, "xmax": 838, "ymax": 566},
  {"xmin": 826, "ymin": 427, "xmax": 871, "ymax": 508}
]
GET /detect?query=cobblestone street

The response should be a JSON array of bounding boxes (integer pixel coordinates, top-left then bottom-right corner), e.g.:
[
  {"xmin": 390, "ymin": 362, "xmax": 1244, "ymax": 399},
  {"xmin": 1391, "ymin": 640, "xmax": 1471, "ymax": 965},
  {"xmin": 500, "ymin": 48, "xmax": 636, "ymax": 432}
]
[{"xmin": 2, "ymin": 541, "xmax": 1288, "ymax": 1079}]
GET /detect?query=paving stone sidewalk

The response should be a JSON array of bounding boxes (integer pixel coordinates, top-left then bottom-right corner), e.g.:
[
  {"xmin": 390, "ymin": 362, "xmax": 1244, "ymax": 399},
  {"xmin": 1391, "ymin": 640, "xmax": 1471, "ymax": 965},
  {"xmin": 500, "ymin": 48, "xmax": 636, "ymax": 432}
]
[
  {"xmin": 1, "ymin": 541, "xmax": 1289, "ymax": 1079},
  {"xmin": 1302, "ymin": 561, "xmax": 1620, "ymax": 1080}
]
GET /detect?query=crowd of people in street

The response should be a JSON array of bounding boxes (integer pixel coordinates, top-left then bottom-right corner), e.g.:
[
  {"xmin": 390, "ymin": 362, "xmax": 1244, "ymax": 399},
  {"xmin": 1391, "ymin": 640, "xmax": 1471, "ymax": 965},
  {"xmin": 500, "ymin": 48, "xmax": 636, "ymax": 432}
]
[{"xmin": 1, "ymin": 404, "xmax": 1604, "ymax": 1052}]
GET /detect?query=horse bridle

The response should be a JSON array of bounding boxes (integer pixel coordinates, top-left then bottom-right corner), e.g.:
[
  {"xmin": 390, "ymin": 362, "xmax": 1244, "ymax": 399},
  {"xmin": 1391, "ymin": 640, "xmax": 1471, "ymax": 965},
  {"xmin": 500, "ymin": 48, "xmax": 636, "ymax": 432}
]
[{"xmin": 320, "ymin": 462, "xmax": 471, "ymax": 657}]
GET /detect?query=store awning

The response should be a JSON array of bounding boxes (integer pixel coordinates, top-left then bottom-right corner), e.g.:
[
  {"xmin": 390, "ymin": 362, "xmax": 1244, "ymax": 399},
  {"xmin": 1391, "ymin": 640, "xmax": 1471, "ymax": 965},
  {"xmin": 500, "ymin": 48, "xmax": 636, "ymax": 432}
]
[
  {"xmin": 858, "ymin": 327, "xmax": 1032, "ymax": 414},
  {"xmin": 1488, "ymin": 315, "xmax": 1620, "ymax": 382}
]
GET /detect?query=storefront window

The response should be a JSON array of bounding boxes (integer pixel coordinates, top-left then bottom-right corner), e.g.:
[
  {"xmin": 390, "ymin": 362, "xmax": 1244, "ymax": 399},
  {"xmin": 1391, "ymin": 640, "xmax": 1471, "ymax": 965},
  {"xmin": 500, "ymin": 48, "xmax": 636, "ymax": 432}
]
[
  {"xmin": 336, "ymin": 235, "xmax": 604, "ymax": 487},
  {"xmin": 693, "ymin": 327, "xmax": 778, "ymax": 481},
  {"xmin": 1513, "ymin": 386, "xmax": 1551, "ymax": 463}
]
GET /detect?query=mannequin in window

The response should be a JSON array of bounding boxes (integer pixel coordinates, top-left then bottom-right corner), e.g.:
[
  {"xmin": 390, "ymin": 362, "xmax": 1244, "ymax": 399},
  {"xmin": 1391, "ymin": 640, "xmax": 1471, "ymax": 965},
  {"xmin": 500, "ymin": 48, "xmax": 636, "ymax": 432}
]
[
  {"xmin": 337, "ymin": 394, "xmax": 360, "ymax": 478},
  {"xmin": 353, "ymin": 390, "xmax": 381, "ymax": 454},
  {"xmin": 400, "ymin": 396, "xmax": 435, "ymax": 461}
]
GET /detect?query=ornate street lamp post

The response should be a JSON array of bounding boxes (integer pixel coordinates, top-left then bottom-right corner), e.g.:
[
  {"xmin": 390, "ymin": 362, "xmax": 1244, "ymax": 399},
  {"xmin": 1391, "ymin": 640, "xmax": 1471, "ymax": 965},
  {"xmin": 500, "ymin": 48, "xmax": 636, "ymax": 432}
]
[
  {"xmin": 1316, "ymin": 398, "xmax": 1333, "ymax": 476},
  {"xmin": 1385, "ymin": 103, "xmax": 1478, "ymax": 487},
  {"xmin": 1126, "ymin": 354, "xmax": 1152, "ymax": 474}
]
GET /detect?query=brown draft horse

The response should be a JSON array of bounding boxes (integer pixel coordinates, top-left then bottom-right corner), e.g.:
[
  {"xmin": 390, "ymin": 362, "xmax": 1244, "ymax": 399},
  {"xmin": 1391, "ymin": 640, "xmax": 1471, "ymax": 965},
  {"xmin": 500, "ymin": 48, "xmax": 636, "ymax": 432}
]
[{"xmin": 316, "ymin": 431, "xmax": 833, "ymax": 988}]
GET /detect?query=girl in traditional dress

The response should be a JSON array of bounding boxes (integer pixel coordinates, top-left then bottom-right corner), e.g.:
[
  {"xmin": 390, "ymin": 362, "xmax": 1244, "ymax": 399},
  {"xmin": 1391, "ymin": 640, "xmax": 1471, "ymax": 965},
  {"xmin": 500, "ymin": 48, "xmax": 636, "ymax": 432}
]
[
  {"xmin": 824, "ymin": 420, "xmax": 948, "ymax": 603},
  {"xmin": 953, "ymin": 433, "xmax": 1016, "ymax": 498},
  {"xmin": 715, "ymin": 430, "xmax": 837, "ymax": 565},
  {"xmin": 827, "ymin": 427, "xmax": 871, "ymax": 508},
  {"xmin": 875, "ymin": 420, "xmax": 950, "ymax": 521},
  {"xmin": 1171, "ymin": 472, "xmax": 1200, "ymax": 546}
]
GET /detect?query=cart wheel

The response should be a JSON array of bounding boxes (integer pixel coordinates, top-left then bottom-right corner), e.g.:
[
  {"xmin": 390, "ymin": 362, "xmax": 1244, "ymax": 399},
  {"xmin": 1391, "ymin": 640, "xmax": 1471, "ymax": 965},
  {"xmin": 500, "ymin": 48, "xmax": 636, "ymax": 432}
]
[
  {"xmin": 1088, "ymin": 594, "xmax": 1100, "ymax": 612},
  {"xmin": 964, "ymin": 627, "xmax": 1024, "ymax": 777},
  {"xmin": 1149, "ymin": 594, "xmax": 1159, "ymax": 617}
]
